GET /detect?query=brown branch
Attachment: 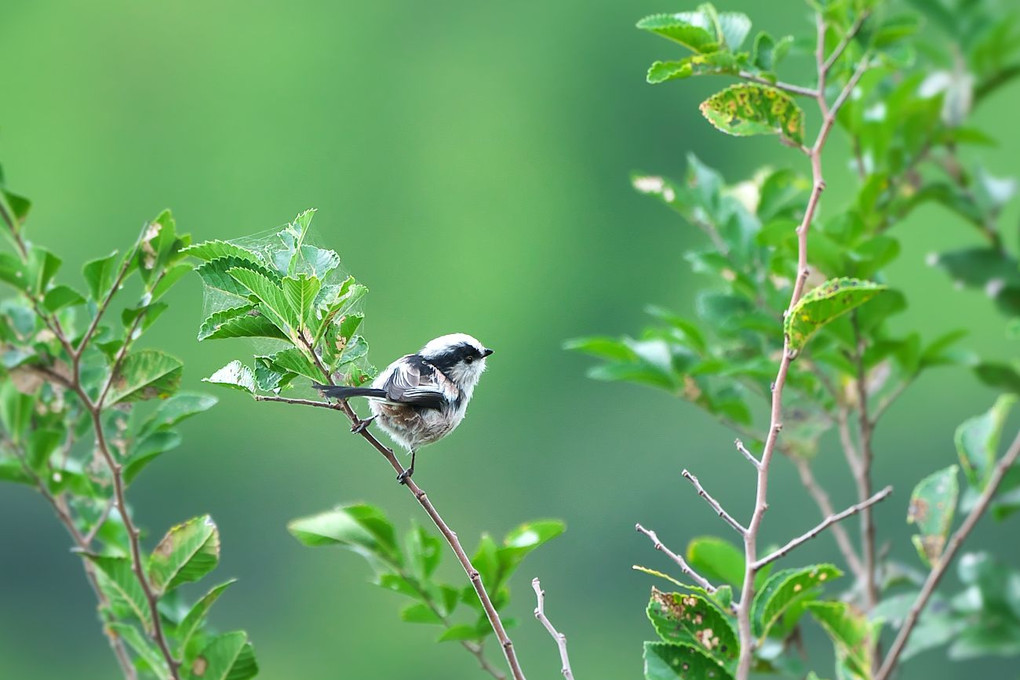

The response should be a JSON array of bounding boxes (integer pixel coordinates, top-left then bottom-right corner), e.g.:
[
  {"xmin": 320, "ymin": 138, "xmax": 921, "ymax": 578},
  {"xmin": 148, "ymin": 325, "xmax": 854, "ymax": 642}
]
[
  {"xmin": 682, "ymin": 469, "xmax": 747, "ymax": 535},
  {"xmin": 532, "ymin": 578, "xmax": 575, "ymax": 680},
  {"xmin": 753, "ymin": 486, "xmax": 892, "ymax": 569},
  {"xmin": 254, "ymin": 394, "xmax": 346, "ymax": 411},
  {"xmin": 851, "ymin": 316, "xmax": 879, "ymax": 612},
  {"xmin": 737, "ymin": 71, "xmax": 819, "ymax": 98},
  {"xmin": 635, "ymin": 523, "xmax": 717, "ymax": 594},
  {"xmin": 876, "ymin": 430, "xmax": 1020, "ymax": 680},
  {"xmin": 733, "ymin": 14, "xmax": 869, "ymax": 679}
]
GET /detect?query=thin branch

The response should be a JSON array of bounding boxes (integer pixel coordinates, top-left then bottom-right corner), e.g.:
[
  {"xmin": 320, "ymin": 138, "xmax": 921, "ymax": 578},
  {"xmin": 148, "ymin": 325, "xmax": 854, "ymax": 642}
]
[
  {"xmin": 532, "ymin": 578, "xmax": 575, "ymax": 680},
  {"xmin": 737, "ymin": 71, "xmax": 819, "ymax": 98},
  {"xmin": 876, "ymin": 430, "xmax": 1020, "ymax": 680},
  {"xmin": 851, "ymin": 315, "xmax": 879, "ymax": 611},
  {"xmin": 753, "ymin": 486, "xmax": 892, "ymax": 569},
  {"xmin": 635, "ymin": 523, "xmax": 717, "ymax": 594},
  {"xmin": 254, "ymin": 394, "xmax": 346, "ymax": 411},
  {"xmin": 682, "ymin": 469, "xmax": 747, "ymax": 535},
  {"xmin": 734, "ymin": 14, "xmax": 868, "ymax": 678},
  {"xmin": 870, "ymin": 377, "xmax": 913, "ymax": 426},
  {"xmin": 734, "ymin": 439, "xmax": 760, "ymax": 469},
  {"xmin": 792, "ymin": 457, "xmax": 864, "ymax": 577},
  {"xmin": 821, "ymin": 11, "xmax": 870, "ymax": 75},
  {"xmin": 307, "ymin": 373, "xmax": 527, "ymax": 680}
]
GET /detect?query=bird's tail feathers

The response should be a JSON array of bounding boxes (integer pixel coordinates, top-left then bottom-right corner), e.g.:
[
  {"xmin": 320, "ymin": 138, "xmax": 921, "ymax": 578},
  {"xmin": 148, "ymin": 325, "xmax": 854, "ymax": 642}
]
[{"xmin": 312, "ymin": 383, "xmax": 387, "ymax": 400}]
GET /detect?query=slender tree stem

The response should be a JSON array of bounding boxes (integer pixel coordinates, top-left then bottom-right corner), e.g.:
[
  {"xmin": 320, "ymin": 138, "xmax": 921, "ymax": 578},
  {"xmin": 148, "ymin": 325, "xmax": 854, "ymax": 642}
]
[
  {"xmin": 635, "ymin": 523, "xmax": 717, "ymax": 594},
  {"xmin": 682, "ymin": 469, "xmax": 747, "ymax": 535},
  {"xmin": 792, "ymin": 457, "xmax": 864, "ymax": 577},
  {"xmin": 737, "ymin": 71, "xmax": 819, "ymax": 98},
  {"xmin": 876, "ymin": 430, "xmax": 1020, "ymax": 680},
  {"xmin": 734, "ymin": 439, "xmax": 760, "ymax": 469},
  {"xmin": 753, "ymin": 486, "xmax": 892, "ymax": 569},
  {"xmin": 532, "ymin": 578, "xmax": 576, "ymax": 680},
  {"xmin": 851, "ymin": 316, "xmax": 879, "ymax": 612},
  {"xmin": 733, "ymin": 14, "xmax": 868, "ymax": 679}
]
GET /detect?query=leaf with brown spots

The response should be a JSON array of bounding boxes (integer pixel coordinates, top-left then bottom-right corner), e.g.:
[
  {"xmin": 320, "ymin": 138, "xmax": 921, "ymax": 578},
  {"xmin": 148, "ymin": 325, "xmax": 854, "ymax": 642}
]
[
  {"xmin": 908, "ymin": 465, "xmax": 959, "ymax": 568},
  {"xmin": 699, "ymin": 83, "xmax": 805, "ymax": 145},
  {"xmin": 784, "ymin": 278, "xmax": 888, "ymax": 352},
  {"xmin": 105, "ymin": 349, "xmax": 183, "ymax": 405},
  {"xmin": 643, "ymin": 640, "xmax": 733, "ymax": 680},
  {"xmin": 647, "ymin": 587, "xmax": 739, "ymax": 669},
  {"xmin": 751, "ymin": 564, "xmax": 842, "ymax": 639},
  {"xmin": 148, "ymin": 515, "xmax": 220, "ymax": 594}
]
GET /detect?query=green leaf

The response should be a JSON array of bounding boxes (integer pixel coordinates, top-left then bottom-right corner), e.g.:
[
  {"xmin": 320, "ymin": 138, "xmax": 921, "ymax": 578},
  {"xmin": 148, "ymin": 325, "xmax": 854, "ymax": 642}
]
[
  {"xmin": 0, "ymin": 381, "xmax": 35, "ymax": 443},
  {"xmin": 27, "ymin": 427, "xmax": 63, "ymax": 469},
  {"xmin": 0, "ymin": 459, "xmax": 33, "ymax": 485},
  {"xmin": 184, "ymin": 240, "xmax": 265, "ymax": 264},
  {"xmin": 194, "ymin": 256, "xmax": 280, "ymax": 300},
  {"xmin": 805, "ymin": 601, "xmax": 875, "ymax": 679},
  {"xmin": 643, "ymin": 641, "xmax": 733, "ymax": 680},
  {"xmin": 406, "ymin": 523, "xmax": 442, "ymax": 581},
  {"xmin": 0, "ymin": 253, "xmax": 29, "ymax": 292},
  {"xmin": 687, "ymin": 537, "xmax": 745, "ymax": 589},
  {"xmin": 204, "ymin": 361, "xmax": 257, "ymax": 394},
  {"xmin": 288, "ymin": 503, "xmax": 403, "ymax": 569},
  {"xmin": 86, "ymin": 554, "xmax": 153, "ymax": 631},
  {"xmin": 281, "ymin": 274, "xmax": 322, "ymax": 333},
  {"xmin": 138, "ymin": 393, "xmax": 218, "ymax": 439},
  {"xmin": 973, "ymin": 361, "xmax": 1020, "ymax": 395},
  {"xmin": 124, "ymin": 429, "xmax": 182, "ymax": 483},
  {"xmin": 751, "ymin": 564, "xmax": 841, "ymax": 639},
  {"xmin": 107, "ymin": 623, "xmax": 170, "ymax": 680},
  {"xmin": 785, "ymin": 278, "xmax": 887, "ymax": 352},
  {"xmin": 106, "ymin": 349, "xmax": 183, "ymax": 405},
  {"xmin": 42, "ymin": 285, "xmax": 86, "ymax": 312},
  {"xmin": 227, "ymin": 267, "xmax": 296, "ymax": 335},
  {"xmin": 198, "ymin": 305, "xmax": 289, "ymax": 341},
  {"xmin": 82, "ymin": 250, "xmax": 122, "ymax": 301},
  {"xmin": 699, "ymin": 84, "xmax": 805, "ymax": 145},
  {"xmin": 956, "ymin": 395, "xmax": 1017, "ymax": 488},
  {"xmin": 637, "ymin": 13, "xmax": 719, "ymax": 53},
  {"xmin": 149, "ymin": 261, "xmax": 193, "ymax": 303},
  {"xmin": 438, "ymin": 624, "xmax": 480, "ymax": 642},
  {"xmin": 26, "ymin": 246, "xmax": 61, "ymax": 296},
  {"xmin": 148, "ymin": 515, "xmax": 220, "ymax": 594},
  {"xmin": 647, "ymin": 587, "xmax": 739, "ymax": 667},
  {"xmin": 176, "ymin": 580, "xmax": 236, "ymax": 658},
  {"xmin": 190, "ymin": 632, "xmax": 257, "ymax": 680},
  {"xmin": 908, "ymin": 465, "xmax": 959, "ymax": 567},
  {"xmin": 400, "ymin": 602, "xmax": 443, "ymax": 625},
  {"xmin": 497, "ymin": 520, "xmax": 565, "ymax": 577},
  {"xmin": 647, "ymin": 52, "xmax": 739, "ymax": 84},
  {"xmin": 255, "ymin": 349, "xmax": 321, "ymax": 382}
]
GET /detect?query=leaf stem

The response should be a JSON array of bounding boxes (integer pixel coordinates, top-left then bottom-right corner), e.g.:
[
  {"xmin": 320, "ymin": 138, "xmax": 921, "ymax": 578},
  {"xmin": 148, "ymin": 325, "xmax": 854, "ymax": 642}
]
[{"xmin": 875, "ymin": 430, "xmax": 1020, "ymax": 680}]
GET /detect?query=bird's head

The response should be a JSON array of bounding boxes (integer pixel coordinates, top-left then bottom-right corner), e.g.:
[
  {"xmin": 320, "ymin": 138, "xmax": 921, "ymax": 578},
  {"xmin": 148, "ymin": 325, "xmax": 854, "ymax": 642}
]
[{"xmin": 420, "ymin": 333, "xmax": 493, "ymax": 396}]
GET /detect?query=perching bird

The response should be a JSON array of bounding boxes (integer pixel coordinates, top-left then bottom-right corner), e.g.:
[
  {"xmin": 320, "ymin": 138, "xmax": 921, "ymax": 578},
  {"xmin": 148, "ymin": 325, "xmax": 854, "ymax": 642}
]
[{"xmin": 313, "ymin": 333, "xmax": 493, "ymax": 483}]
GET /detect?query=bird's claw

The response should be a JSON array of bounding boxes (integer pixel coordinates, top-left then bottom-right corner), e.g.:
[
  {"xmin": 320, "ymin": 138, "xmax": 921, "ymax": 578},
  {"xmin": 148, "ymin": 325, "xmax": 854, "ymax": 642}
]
[
  {"xmin": 350, "ymin": 416, "xmax": 377, "ymax": 435},
  {"xmin": 396, "ymin": 468, "xmax": 414, "ymax": 485}
]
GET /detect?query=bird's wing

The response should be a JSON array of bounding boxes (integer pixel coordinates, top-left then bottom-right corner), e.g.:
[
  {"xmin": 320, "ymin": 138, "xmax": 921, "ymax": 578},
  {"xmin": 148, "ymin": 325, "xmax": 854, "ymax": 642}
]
[{"xmin": 381, "ymin": 355, "xmax": 451, "ymax": 410}]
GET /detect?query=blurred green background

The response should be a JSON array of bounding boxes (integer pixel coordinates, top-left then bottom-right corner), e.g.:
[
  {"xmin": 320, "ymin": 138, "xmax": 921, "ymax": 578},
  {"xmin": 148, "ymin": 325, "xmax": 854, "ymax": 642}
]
[{"xmin": 1, "ymin": 1, "xmax": 1018, "ymax": 678}]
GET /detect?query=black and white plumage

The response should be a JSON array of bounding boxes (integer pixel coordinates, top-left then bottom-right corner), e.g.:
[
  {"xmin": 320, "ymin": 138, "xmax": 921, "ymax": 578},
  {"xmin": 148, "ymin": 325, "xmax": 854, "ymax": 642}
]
[{"xmin": 313, "ymin": 333, "xmax": 493, "ymax": 483}]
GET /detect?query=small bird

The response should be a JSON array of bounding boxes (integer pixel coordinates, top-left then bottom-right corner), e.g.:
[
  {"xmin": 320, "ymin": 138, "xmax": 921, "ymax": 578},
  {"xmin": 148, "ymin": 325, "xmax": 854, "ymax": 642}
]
[{"xmin": 313, "ymin": 333, "xmax": 493, "ymax": 483}]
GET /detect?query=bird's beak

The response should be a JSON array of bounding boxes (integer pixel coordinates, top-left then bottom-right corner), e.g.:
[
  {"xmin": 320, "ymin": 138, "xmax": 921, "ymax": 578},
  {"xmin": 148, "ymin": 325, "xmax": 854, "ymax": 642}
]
[{"xmin": 482, "ymin": 347, "xmax": 494, "ymax": 358}]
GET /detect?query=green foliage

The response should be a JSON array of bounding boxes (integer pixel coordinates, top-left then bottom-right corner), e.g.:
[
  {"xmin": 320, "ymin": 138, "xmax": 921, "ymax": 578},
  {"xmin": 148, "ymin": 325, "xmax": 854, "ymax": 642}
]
[
  {"xmin": 289, "ymin": 504, "xmax": 564, "ymax": 646},
  {"xmin": 190, "ymin": 209, "xmax": 372, "ymax": 397},
  {"xmin": 907, "ymin": 466, "xmax": 959, "ymax": 568},
  {"xmin": 699, "ymin": 84, "xmax": 805, "ymax": 145},
  {"xmin": 647, "ymin": 587, "xmax": 739, "ymax": 670},
  {"xmin": 0, "ymin": 165, "xmax": 256, "ymax": 678},
  {"xmin": 784, "ymin": 278, "xmax": 887, "ymax": 352},
  {"xmin": 751, "ymin": 565, "xmax": 842, "ymax": 640}
]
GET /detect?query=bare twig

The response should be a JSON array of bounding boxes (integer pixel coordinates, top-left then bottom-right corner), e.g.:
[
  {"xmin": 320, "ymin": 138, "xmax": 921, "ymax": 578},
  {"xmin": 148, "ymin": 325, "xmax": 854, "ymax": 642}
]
[
  {"xmin": 734, "ymin": 439, "xmax": 760, "ymax": 469},
  {"xmin": 532, "ymin": 578, "xmax": 575, "ymax": 680},
  {"xmin": 753, "ymin": 486, "xmax": 892, "ymax": 569},
  {"xmin": 682, "ymin": 469, "xmax": 747, "ymax": 535},
  {"xmin": 733, "ymin": 14, "xmax": 870, "ymax": 679},
  {"xmin": 254, "ymin": 394, "xmax": 346, "ymax": 411},
  {"xmin": 851, "ymin": 316, "xmax": 879, "ymax": 612},
  {"xmin": 870, "ymin": 378, "xmax": 913, "ymax": 425},
  {"xmin": 876, "ymin": 431, "xmax": 1020, "ymax": 680},
  {"xmin": 792, "ymin": 457, "xmax": 864, "ymax": 577},
  {"xmin": 635, "ymin": 523, "xmax": 717, "ymax": 594}
]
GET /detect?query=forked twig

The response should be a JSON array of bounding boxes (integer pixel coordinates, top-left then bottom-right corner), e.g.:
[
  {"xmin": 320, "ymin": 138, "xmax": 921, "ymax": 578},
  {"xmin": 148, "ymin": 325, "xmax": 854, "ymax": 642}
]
[{"xmin": 532, "ymin": 578, "xmax": 576, "ymax": 680}]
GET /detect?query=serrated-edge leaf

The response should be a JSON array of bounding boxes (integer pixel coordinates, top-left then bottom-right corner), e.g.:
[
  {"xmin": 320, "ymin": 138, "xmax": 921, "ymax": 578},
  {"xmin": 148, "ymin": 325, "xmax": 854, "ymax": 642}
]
[
  {"xmin": 184, "ymin": 240, "xmax": 265, "ymax": 264},
  {"xmin": 198, "ymin": 304, "xmax": 289, "ymax": 341},
  {"xmin": 647, "ymin": 587, "xmax": 739, "ymax": 667},
  {"xmin": 204, "ymin": 361, "xmax": 257, "ymax": 394},
  {"xmin": 148, "ymin": 515, "xmax": 220, "ymax": 594},
  {"xmin": 751, "ymin": 564, "xmax": 842, "ymax": 639},
  {"xmin": 637, "ymin": 13, "xmax": 719, "ymax": 53},
  {"xmin": 643, "ymin": 641, "xmax": 733, "ymax": 680},
  {"xmin": 281, "ymin": 274, "xmax": 322, "ymax": 332},
  {"xmin": 86, "ymin": 554, "xmax": 153, "ymax": 631},
  {"xmin": 227, "ymin": 267, "xmax": 296, "ymax": 334},
  {"xmin": 106, "ymin": 349, "xmax": 184, "ymax": 405},
  {"xmin": 805, "ymin": 601, "xmax": 874, "ymax": 679}
]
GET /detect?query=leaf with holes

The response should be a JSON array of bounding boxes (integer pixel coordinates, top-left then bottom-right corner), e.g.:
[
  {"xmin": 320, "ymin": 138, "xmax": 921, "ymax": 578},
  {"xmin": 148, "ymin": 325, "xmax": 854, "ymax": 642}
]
[
  {"xmin": 647, "ymin": 587, "xmax": 739, "ymax": 669},
  {"xmin": 908, "ymin": 465, "xmax": 959, "ymax": 567},
  {"xmin": 956, "ymin": 395, "xmax": 1017, "ymax": 488},
  {"xmin": 106, "ymin": 349, "xmax": 183, "ymax": 405},
  {"xmin": 700, "ymin": 84, "xmax": 805, "ymax": 145},
  {"xmin": 751, "ymin": 564, "xmax": 841, "ymax": 639},
  {"xmin": 643, "ymin": 640, "xmax": 733, "ymax": 680},
  {"xmin": 785, "ymin": 278, "xmax": 888, "ymax": 352},
  {"xmin": 148, "ymin": 515, "xmax": 220, "ymax": 594}
]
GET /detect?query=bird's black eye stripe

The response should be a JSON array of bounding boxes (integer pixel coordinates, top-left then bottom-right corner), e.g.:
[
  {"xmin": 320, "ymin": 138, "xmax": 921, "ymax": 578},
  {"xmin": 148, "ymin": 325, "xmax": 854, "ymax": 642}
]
[{"xmin": 427, "ymin": 342, "xmax": 483, "ymax": 373}]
